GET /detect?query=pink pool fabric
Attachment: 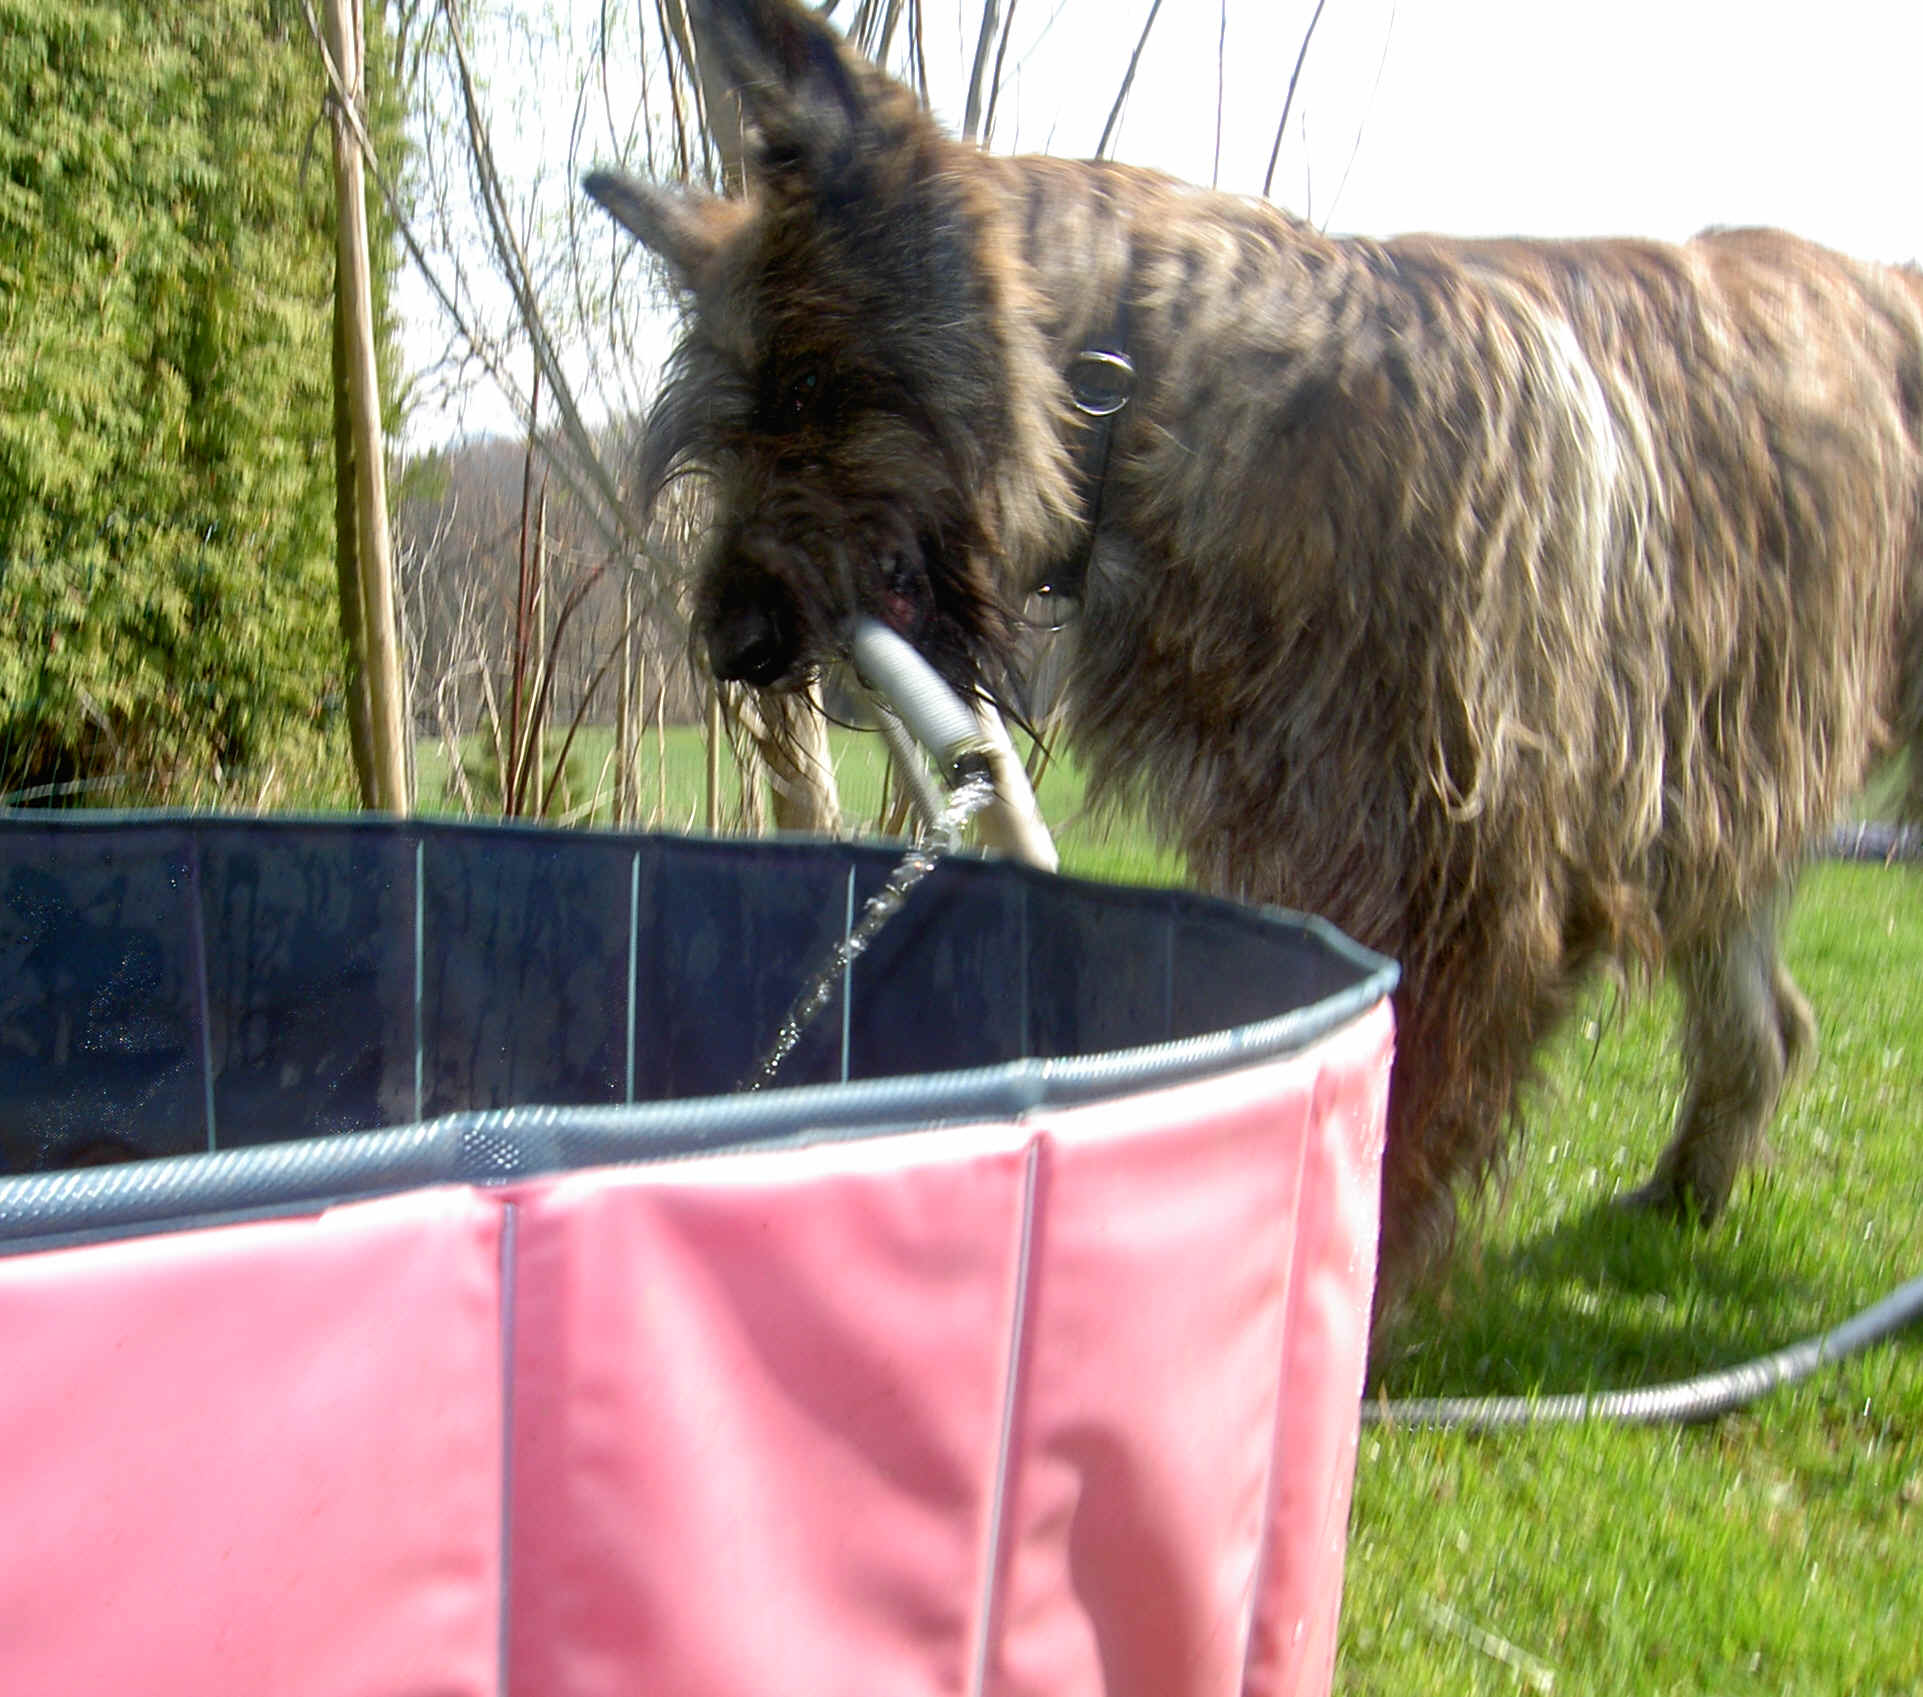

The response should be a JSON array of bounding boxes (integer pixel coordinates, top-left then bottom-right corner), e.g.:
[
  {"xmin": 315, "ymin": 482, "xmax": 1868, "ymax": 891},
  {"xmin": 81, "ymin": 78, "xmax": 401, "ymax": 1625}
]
[
  {"xmin": 0, "ymin": 1000, "xmax": 1390, "ymax": 1697},
  {"xmin": 0, "ymin": 1187, "xmax": 506, "ymax": 1696}
]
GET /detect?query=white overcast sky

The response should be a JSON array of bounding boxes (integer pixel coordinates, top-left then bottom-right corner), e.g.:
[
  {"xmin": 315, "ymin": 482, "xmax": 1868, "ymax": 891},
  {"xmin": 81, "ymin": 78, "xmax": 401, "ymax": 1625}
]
[
  {"xmin": 408, "ymin": 0, "xmax": 1921, "ymax": 444},
  {"xmin": 992, "ymin": 0, "xmax": 1919, "ymax": 259}
]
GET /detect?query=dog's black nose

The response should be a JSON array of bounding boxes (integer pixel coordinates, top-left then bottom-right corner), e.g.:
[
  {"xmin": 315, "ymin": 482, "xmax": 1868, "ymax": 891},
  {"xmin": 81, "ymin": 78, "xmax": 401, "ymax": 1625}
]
[{"xmin": 708, "ymin": 594, "xmax": 796, "ymax": 686}]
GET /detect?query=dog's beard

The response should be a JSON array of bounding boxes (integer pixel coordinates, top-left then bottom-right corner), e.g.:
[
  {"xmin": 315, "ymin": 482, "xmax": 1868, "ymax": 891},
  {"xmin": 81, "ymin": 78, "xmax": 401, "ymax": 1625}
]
[{"xmin": 681, "ymin": 440, "xmax": 1025, "ymax": 710}]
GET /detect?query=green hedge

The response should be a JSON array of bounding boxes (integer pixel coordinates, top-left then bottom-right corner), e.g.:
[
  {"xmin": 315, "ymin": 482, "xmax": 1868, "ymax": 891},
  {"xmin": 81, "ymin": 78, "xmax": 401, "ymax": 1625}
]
[{"xmin": 0, "ymin": 0, "xmax": 401, "ymax": 804}]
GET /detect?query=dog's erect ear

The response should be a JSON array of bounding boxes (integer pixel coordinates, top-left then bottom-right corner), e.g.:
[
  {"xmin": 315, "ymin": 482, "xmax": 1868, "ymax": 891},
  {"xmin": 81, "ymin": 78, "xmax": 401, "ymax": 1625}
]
[
  {"xmin": 583, "ymin": 171, "xmax": 751, "ymax": 290},
  {"xmin": 692, "ymin": 0, "xmax": 876, "ymax": 180}
]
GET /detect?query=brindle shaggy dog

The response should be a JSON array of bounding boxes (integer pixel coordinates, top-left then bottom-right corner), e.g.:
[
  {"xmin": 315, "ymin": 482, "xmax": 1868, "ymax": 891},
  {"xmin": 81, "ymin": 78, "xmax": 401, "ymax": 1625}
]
[{"xmin": 588, "ymin": 0, "xmax": 1923, "ymax": 1331}]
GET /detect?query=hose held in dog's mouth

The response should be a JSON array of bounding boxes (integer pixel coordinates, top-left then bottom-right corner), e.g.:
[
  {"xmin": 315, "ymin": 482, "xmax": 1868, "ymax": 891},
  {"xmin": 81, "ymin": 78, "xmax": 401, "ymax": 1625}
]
[
  {"xmin": 846, "ymin": 618, "xmax": 1058, "ymax": 871},
  {"xmin": 848, "ymin": 619, "xmax": 986, "ymax": 788}
]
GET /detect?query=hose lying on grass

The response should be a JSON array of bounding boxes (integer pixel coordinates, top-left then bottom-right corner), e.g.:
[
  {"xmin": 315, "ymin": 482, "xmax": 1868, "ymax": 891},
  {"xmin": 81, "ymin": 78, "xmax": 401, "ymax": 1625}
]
[
  {"xmin": 1365, "ymin": 1268, "xmax": 1923, "ymax": 1430},
  {"xmin": 1822, "ymin": 820, "xmax": 1922, "ymax": 861}
]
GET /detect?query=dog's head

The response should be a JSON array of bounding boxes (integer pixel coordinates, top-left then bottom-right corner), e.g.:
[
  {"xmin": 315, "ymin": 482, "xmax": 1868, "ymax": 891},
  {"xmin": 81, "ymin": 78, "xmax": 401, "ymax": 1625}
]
[{"xmin": 586, "ymin": 0, "xmax": 1076, "ymax": 705}]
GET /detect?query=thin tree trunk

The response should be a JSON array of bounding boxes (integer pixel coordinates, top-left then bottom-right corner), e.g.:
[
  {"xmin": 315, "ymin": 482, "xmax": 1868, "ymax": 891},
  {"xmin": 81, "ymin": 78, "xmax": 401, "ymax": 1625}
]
[
  {"xmin": 331, "ymin": 278, "xmax": 377, "ymax": 805},
  {"xmin": 705, "ymin": 688, "xmax": 722, "ymax": 833},
  {"xmin": 615, "ymin": 571, "xmax": 634, "ymax": 826},
  {"xmin": 323, "ymin": 0, "xmax": 409, "ymax": 813},
  {"xmin": 507, "ymin": 371, "xmax": 541, "ymax": 813},
  {"xmin": 655, "ymin": 677, "xmax": 668, "ymax": 826},
  {"xmin": 531, "ymin": 486, "xmax": 548, "ymax": 809}
]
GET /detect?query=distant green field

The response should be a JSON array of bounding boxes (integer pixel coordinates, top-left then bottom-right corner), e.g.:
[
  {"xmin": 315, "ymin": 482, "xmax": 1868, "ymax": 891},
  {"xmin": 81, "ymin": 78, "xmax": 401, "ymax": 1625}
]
[{"xmin": 414, "ymin": 721, "xmax": 1184, "ymax": 886}]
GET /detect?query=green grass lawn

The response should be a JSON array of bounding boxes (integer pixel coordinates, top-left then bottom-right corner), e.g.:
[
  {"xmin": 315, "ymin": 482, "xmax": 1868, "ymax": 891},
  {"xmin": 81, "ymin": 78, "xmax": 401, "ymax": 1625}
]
[
  {"xmin": 1342, "ymin": 860, "xmax": 1923, "ymax": 1696},
  {"xmin": 415, "ymin": 723, "xmax": 1918, "ymax": 1692}
]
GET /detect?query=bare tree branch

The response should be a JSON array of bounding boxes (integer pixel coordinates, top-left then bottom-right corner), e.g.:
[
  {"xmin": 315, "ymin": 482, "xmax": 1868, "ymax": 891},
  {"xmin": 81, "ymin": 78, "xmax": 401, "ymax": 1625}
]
[
  {"xmin": 1264, "ymin": 0, "xmax": 1329, "ymax": 201},
  {"xmin": 980, "ymin": 0, "xmax": 1019, "ymax": 148},
  {"xmin": 1212, "ymin": 0, "xmax": 1227, "ymax": 187},
  {"xmin": 1325, "ymin": 0, "xmax": 1399, "ymax": 231},
  {"xmin": 664, "ymin": 0, "xmax": 748, "ymax": 188},
  {"xmin": 874, "ymin": 0, "xmax": 907, "ymax": 62},
  {"xmin": 432, "ymin": 0, "xmax": 697, "ymax": 626},
  {"xmin": 1095, "ymin": 0, "xmax": 1165, "ymax": 161},
  {"xmin": 962, "ymin": 0, "xmax": 1001, "ymax": 141},
  {"xmin": 843, "ymin": 0, "xmax": 909, "ymax": 62},
  {"xmin": 908, "ymin": 0, "xmax": 931, "ymax": 108}
]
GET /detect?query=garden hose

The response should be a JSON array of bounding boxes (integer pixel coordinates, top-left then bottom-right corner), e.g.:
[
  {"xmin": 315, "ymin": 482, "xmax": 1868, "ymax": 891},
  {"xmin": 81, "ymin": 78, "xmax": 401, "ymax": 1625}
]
[
  {"xmin": 845, "ymin": 617, "xmax": 1058, "ymax": 869},
  {"xmin": 1373, "ymin": 830, "xmax": 1920, "ymax": 1430},
  {"xmin": 1365, "ymin": 1268, "xmax": 1923, "ymax": 1430}
]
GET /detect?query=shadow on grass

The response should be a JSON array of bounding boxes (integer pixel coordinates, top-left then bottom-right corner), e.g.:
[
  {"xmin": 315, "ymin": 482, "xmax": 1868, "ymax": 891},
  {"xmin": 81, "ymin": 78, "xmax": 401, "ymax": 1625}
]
[{"xmin": 1371, "ymin": 1192, "xmax": 1838, "ymax": 1401}]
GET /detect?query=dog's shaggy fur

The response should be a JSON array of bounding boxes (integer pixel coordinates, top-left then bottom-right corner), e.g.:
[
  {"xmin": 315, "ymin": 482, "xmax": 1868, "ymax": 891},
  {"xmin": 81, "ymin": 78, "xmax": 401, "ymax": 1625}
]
[{"xmin": 589, "ymin": 0, "xmax": 1923, "ymax": 1326}]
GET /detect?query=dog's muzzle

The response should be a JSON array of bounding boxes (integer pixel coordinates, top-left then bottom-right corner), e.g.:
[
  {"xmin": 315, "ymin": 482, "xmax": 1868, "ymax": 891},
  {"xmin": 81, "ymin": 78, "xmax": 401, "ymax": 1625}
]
[{"xmin": 705, "ymin": 567, "xmax": 802, "ymax": 687}]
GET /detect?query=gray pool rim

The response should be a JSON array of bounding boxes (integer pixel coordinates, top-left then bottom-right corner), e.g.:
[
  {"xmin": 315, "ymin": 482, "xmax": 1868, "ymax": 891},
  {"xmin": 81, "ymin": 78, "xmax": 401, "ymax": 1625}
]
[{"xmin": 0, "ymin": 813, "xmax": 1397, "ymax": 1256}]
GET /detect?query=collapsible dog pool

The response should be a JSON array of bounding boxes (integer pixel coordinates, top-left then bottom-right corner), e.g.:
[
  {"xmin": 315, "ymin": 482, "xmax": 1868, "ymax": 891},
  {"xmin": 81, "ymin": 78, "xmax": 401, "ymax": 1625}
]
[{"xmin": 0, "ymin": 814, "xmax": 1395, "ymax": 1697}]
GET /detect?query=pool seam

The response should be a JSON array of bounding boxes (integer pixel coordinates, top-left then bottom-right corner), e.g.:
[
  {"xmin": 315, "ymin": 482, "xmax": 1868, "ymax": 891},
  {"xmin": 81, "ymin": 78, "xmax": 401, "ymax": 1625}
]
[{"xmin": 969, "ymin": 1134, "xmax": 1042, "ymax": 1697}]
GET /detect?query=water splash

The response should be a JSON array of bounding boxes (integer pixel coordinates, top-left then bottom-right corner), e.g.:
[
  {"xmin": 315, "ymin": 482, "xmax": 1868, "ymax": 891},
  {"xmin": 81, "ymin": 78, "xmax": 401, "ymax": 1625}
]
[{"xmin": 745, "ymin": 774, "xmax": 995, "ymax": 1091}]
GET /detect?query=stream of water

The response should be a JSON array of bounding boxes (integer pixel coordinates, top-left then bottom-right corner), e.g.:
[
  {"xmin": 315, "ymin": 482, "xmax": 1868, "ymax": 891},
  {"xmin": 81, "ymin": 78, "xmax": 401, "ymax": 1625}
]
[{"xmin": 744, "ymin": 773, "xmax": 995, "ymax": 1091}]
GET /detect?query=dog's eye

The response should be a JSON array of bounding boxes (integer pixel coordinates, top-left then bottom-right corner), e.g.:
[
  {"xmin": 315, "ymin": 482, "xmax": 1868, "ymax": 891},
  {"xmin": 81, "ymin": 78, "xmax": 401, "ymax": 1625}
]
[{"xmin": 773, "ymin": 360, "xmax": 828, "ymax": 431}]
